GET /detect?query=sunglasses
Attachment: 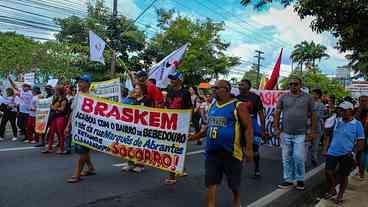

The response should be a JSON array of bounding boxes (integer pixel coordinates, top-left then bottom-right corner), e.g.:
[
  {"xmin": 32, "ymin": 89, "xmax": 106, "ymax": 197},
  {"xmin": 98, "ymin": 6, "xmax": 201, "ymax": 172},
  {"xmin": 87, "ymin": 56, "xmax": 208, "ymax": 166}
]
[{"xmin": 211, "ymin": 86, "xmax": 227, "ymax": 90}]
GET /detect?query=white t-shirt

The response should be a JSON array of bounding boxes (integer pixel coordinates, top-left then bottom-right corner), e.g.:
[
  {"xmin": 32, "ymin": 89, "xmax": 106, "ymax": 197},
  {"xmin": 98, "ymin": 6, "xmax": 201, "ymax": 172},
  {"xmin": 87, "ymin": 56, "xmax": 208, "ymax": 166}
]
[
  {"xmin": 17, "ymin": 89, "xmax": 33, "ymax": 114},
  {"xmin": 0, "ymin": 96, "xmax": 17, "ymax": 112},
  {"xmin": 28, "ymin": 95, "xmax": 39, "ymax": 117}
]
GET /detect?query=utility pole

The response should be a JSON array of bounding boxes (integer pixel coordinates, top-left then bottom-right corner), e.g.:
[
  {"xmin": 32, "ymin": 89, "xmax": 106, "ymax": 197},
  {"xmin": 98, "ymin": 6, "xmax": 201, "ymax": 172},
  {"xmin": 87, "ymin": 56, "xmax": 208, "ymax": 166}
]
[
  {"xmin": 110, "ymin": 0, "xmax": 118, "ymax": 75},
  {"xmin": 254, "ymin": 50, "xmax": 264, "ymax": 89}
]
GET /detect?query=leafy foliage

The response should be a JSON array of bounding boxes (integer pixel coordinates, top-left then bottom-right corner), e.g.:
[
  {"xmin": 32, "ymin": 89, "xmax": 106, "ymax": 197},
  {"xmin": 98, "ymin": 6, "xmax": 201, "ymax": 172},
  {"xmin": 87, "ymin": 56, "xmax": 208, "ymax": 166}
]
[
  {"xmin": 290, "ymin": 41, "xmax": 329, "ymax": 71},
  {"xmin": 240, "ymin": 0, "xmax": 368, "ymax": 75},
  {"xmin": 141, "ymin": 9, "xmax": 240, "ymax": 86},
  {"xmin": 280, "ymin": 69, "xmax": 350, "ymax": 99}
]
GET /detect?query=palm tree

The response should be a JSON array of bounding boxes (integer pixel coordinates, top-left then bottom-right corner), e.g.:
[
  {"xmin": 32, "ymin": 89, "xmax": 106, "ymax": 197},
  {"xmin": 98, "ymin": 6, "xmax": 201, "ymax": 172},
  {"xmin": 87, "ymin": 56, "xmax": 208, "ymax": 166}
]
[{"xmin": 290, "ymin": 41, "xmax": 330, "ymax": 72}]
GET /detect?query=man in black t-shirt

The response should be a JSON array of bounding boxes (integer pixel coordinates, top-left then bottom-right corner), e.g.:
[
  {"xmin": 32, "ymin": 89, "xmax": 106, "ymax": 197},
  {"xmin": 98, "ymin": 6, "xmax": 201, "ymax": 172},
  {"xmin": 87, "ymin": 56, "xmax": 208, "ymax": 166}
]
[
  {"xmin": 164, "ymin": 72, "xmax": 192, "ymax": 185},
  {"xmin": 237, "ymin": 79, "xmax": 266, "ymax": 178}
]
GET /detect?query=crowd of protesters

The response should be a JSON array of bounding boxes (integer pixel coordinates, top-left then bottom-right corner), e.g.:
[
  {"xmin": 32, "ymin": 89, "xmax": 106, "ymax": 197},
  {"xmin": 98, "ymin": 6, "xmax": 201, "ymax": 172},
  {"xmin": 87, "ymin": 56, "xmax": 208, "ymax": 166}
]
[{"xmin": 1, "ymin": 70, "xmax": 368, "ymax": 207}]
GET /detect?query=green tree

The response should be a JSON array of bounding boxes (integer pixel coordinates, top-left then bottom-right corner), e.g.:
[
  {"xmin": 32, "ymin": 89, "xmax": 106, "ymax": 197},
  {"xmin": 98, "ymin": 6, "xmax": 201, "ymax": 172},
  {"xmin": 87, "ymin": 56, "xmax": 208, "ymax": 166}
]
[
  {"xmin": 141, "ymin": 9, "xmax": 240, "ymax": 86},
  {"xmin": 240, "ymin": 0, "xmax": 368, "ymax": 75},
  {"xmin": 290, "ymin": 41, "xmax": 329, "ymax": 72},
  {"xmin": 242, "ymin": 66, "xmax": 265, "ymax": 87},
  {"xmin": 55, "ymin": 0, "xmax": 146, "ymax": 78},
  {"xmin": 0, "ymin": 32, "xmax": 39, "ymax": 74},
  {"xmin": 280, "ymin": 69, "xmax": 349, "ymax": 100}
]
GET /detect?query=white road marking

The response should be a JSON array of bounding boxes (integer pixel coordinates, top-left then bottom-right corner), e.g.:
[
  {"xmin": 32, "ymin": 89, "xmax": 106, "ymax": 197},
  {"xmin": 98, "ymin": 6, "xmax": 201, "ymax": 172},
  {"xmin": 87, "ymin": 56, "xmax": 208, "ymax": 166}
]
[
  {"xmin": 246, "ymin": 164, "xmax": 325, "ymax": 207},
  {"xmin": 0, "ymin": 146, "xmax": 37, "ymax": 152},
  {"xmin": 112, "ymin": 149, "xmax": 205, "ymax": 167}
]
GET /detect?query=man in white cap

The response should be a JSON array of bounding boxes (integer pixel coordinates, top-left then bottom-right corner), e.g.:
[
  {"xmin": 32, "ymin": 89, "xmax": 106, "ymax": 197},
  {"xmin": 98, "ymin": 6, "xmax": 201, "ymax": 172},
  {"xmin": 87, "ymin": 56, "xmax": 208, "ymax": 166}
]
[{"xmin": 324, "ymin": 101, "xmax": 365, "ymax": 205}]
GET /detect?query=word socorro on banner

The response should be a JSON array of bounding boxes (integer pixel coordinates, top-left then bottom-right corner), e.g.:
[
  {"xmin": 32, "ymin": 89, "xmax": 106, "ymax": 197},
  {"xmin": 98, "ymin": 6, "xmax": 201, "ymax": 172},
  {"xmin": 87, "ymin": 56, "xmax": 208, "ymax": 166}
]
[
  {"xmin": 90, "ymin": 78, "xmax": 121, "ymax": 102},
  {"xmin": 35, "ymin": 97, "xmax": 53, "ymax": 134},
  {"xmin": 71, "ymin": 93, "xmax": 192, "ymax": 173},
  {"xmin": 253, "ymin": 90, "xmax": 287, "ymax": 146}
]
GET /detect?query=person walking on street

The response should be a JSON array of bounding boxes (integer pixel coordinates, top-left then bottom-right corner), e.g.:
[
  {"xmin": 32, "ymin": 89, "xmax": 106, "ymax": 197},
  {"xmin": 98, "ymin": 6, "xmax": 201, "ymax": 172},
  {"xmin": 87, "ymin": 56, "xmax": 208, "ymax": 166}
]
[
  {"xmin": 66, "ymin": 74, "xmax": 96, "ymax": 183},
  {"xmin": 130, "ymin": 70, "xmax": 164, "ymax": 107},
  {"xmin": 237, "ymin": 79, "xmax": 266, "ymax": 178},
  {"xmin": 121, "ymin": 83, "xmax": 153, "ymax": 173},
  {"xmin": 354, "ymin": 95, "xmax": 368, "ymax": 179},
  {"xmin": 189, "ymin": 80, "xmax": 254, "ymax": 207},
  {"xmin": 26, "ymin": 86, "xmax": 42, "ymax": 144},
  {"xmin": 323, "ymin": 101, "xmax": 365, "ymax": 205},
  {"xmin": 308, "ymin": 89, "xmax": 326, "ymax": 167},
  {"xmin": 164, "ymin": 72, "xmax": 192, "ymax": 185},
  {"xmin": 9, "ymin": 77, "xmax": 32, "ymax": 140},
  {"xmin": 42, "ymin": 85, "xmax": 68, "ymax": 154},
  {"xmin": 274, "ymin": 77, "xmax": 318, "ymax": 190},
  {"xmin": 0, "ymin": 88, "xmax": 18, "ymax": 141}
]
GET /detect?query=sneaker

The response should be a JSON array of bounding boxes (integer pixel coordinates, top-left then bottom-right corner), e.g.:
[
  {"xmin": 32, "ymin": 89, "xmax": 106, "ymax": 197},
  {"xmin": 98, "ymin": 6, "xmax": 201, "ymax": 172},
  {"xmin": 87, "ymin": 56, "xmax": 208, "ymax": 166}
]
[
  {"xmin": 296, "ymin": 181, "xmax": 305, "ymax": 190},
  {"xmin": 12, "ymin": 137, "xmax": 18, "ymax": 141},
  {"xmin": 132, "ymin": 166, "xmax": 144, "ymax": 173},
  {"xmin": 278, "ymin": 182, "xmax": 294, "ymax": 189},
  {"xmin": 23, "ymin": 140, "xmax": 29, "ymax": 143},
  {"xmin": 0, "ymin": 137, "xmax": 4, "ymax": 141},
  {"xmin": 30, "ymin": 140, "xmax": 37, "ymax": 144}
]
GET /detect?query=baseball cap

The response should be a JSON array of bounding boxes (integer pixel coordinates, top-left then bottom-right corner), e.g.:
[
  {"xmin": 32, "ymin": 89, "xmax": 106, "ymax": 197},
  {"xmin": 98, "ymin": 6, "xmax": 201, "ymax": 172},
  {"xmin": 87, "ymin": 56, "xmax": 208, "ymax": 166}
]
[
  {"xmin": 338, "ymin": 101, "xmax": 354, "ymax": 110},
  {"xmin": 32, "ymin": 86, "xmax": 41, "ymax": 94},
  {"xmin": 168, "ymin": 71, "xmax": 183, "ymax": 80},
  {"xmin": 76, "ymin": 74, "xmax": 92, "ymax": 83},
  {"xmin": 135, "ymin": 70, "xmax": 147, "ymax": 78}
]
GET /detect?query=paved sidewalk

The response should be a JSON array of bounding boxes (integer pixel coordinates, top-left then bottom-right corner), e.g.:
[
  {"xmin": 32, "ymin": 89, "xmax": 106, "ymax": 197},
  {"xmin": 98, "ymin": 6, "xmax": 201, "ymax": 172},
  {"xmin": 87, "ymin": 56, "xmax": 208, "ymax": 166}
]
[{"xmin": 315, "ymin": 176, "xmax": 368, "ymax": 207}]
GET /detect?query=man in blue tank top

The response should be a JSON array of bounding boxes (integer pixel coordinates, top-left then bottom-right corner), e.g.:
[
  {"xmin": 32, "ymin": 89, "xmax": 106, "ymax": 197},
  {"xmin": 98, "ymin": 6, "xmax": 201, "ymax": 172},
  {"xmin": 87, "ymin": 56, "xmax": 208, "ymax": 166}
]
[{"xmin": 189, "ymin": 80, "xmax": 254, "ymax": 207}]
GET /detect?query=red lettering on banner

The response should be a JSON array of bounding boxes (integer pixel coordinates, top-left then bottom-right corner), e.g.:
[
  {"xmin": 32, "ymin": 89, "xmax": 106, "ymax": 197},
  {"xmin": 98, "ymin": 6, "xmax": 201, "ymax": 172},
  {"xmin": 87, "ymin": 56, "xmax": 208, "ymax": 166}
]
[
  {"xmin": 110, "ymin": 143, "xmax": 179, "ymax": 172},
  {"xmin": 106, "ymin": 105, "xmax": 120, "ymax": 119},
  {"xmin": 94, "ymin": 102, "xmax": 108, "ymax": 116},
  {"xmin": 134, "ymin": 110, "xmax": 148, "ymax": 125},
  {"xmin": 161, "ymin": 113, "xmax": 178, "ymax": 130},
  {"xmin": 82, "ymin": 98, "xmax": 94, "ymax": 113},
  {"xmin": 121, "ymin": 108, "xmax": 133, "ymax": 122},
  {"xmin": 149, "ymin": 112, "xmax": 161, "ymax": 127}
]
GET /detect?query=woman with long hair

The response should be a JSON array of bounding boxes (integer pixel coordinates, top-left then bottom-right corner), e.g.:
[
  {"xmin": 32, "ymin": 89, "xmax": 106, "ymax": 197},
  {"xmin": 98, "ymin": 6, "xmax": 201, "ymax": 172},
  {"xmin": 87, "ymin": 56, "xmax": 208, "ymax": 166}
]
[{"xmin": 42, "ymin": 85, "xmax": 68, "ymax": 154}]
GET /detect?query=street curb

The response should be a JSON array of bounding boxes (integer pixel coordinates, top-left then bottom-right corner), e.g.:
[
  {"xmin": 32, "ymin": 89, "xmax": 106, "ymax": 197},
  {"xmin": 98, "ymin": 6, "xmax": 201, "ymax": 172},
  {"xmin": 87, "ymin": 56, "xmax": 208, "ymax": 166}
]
[{"xmin": 247, "ymin": 164, "xmax": 326, "ymax": 207}]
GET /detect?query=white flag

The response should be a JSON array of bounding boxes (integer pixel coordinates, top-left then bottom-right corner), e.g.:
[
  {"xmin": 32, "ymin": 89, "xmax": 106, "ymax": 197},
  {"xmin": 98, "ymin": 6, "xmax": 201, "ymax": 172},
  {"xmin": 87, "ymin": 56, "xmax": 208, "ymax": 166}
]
[
  {"xmin": 148, "ymin": 43, "xmax": 189, "ymax": 88},
  {"xmin": 89, "ymin": 31, "xmax": 106, "ymax": 64}
]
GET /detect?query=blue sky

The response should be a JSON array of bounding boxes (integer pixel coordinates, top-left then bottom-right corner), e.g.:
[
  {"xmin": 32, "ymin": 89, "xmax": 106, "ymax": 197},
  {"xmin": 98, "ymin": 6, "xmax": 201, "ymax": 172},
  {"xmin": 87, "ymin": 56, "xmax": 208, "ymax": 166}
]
[{"xmin": 0, "ymin": 0, "xmax": 348, "ymax": 77}]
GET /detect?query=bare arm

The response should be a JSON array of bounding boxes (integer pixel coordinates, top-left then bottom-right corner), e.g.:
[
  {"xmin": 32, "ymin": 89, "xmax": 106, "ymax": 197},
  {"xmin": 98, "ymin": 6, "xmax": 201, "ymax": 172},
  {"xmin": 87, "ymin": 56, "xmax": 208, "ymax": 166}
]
[
  {"xmin": 237, "ymin": 102, "xmax": 253, "ymax": 154},
  {"xmin": 188, "ymin": 126, "xmax": 208, "ymax": 141},
  {"xmin": 8, "ymin": 76, "xmax": 18, "ymax": 90}
]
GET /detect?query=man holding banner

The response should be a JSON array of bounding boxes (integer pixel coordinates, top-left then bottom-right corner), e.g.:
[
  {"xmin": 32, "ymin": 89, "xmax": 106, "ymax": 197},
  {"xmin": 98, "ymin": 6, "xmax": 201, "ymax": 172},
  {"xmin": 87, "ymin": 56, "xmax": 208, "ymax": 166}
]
[
  {"xmin": 66, "ymin": 74, "xmax": 96, "ymax": 183},
  {"xmin": 189, "ymin": 80, "xmax": 253, "ymax": 207}
]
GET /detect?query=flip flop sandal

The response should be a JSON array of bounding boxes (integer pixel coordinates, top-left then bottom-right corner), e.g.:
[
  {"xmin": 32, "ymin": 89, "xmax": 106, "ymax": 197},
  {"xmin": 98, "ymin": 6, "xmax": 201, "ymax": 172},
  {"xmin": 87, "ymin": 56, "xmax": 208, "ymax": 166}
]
[
  {"xmin": 41, "ymin": 150, "xmax": 52, "ymax": 154},
  {"xmin": 164, "ymin": 178, "xmax": 177, "ymax": 185},
  {"xmin": 80, "ymin": 171, "xmax": 96, "ymax": 176},
  {"xmin": 67, "ymin": 177, "xmax": 82, "ymax": 183}
]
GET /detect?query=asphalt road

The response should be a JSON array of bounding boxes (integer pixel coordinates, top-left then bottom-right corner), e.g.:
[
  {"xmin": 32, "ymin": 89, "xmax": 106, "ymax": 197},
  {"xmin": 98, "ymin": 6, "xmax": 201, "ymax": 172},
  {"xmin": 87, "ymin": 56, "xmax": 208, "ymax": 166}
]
[{"xmin": 0, "ymin": 132, "xmax": 289, "ymax": 207}]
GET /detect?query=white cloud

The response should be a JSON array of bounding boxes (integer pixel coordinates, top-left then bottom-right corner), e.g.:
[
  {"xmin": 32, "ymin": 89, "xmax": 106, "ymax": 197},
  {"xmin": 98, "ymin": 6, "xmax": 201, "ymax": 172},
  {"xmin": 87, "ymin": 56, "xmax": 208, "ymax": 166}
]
[{"xmin": 117, "ymin": 0, "xmax": 141, "ymax": 18}]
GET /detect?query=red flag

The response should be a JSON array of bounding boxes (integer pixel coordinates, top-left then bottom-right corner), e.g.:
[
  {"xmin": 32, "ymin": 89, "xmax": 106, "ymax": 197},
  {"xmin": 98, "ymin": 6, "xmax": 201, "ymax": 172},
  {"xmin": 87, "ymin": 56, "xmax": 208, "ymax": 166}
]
[{"xmin": 265, "ymin": 48, "xmax": 283, "ymax": 90}]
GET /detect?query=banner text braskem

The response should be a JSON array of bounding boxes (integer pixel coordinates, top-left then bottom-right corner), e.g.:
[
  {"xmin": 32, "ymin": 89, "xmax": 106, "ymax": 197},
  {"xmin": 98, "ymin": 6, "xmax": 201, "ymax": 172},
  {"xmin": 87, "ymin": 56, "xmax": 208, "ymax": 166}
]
[{"xmin": 71, "ymin": 93, "xmax": 192, "ymax": 173}]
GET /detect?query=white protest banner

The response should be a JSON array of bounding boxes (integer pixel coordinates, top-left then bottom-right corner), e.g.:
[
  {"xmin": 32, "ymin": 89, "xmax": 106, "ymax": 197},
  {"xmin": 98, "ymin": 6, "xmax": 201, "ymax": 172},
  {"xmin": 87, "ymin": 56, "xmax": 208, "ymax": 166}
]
[
  {"xmin": 23, "ymin": 72, "xmax": 35, "ymax": 85},
  {"xmin": 71, "ymin": 94, "xmax": 191, "ymax": 173},
  {"xmin": 148, "ymin": 44, "xmax": 188, "ymax": 88},
  {"xmin": 35, "ymin": 97, "xmax": 52, "ymax": 134},
  {"xmin": 90, "ymin": 78, "xmax": 121, "ymax": 102},
  {"xmin": 47, "ymin": 79, "xmax": 59, "ymax": 87},
  {"xmin": 254, "ymin": 90, "xmax": 287, "ymax": 146},
  {"xmin": 89, "ymin": 31, "xmax": 106, "ymax": 64}
]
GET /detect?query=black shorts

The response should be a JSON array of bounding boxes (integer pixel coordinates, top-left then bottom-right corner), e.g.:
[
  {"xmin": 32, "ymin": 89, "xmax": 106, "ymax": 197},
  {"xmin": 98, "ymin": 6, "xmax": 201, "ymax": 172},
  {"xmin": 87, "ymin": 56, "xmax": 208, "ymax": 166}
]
[
  {"xmin": 205, "ymin": 150, "xmax": 243, "ymax": 192},
  {"xmin": 325, "ymin": 154, "xmax": 355, "ymax": 176}
]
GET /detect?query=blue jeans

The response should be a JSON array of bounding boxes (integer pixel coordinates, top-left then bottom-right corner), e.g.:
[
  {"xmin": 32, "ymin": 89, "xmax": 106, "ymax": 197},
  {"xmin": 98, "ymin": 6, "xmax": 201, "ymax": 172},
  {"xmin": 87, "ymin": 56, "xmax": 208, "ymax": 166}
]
[{"xmin": 281, "ymin": 133, "xmax": 306, "ymax": 182}]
